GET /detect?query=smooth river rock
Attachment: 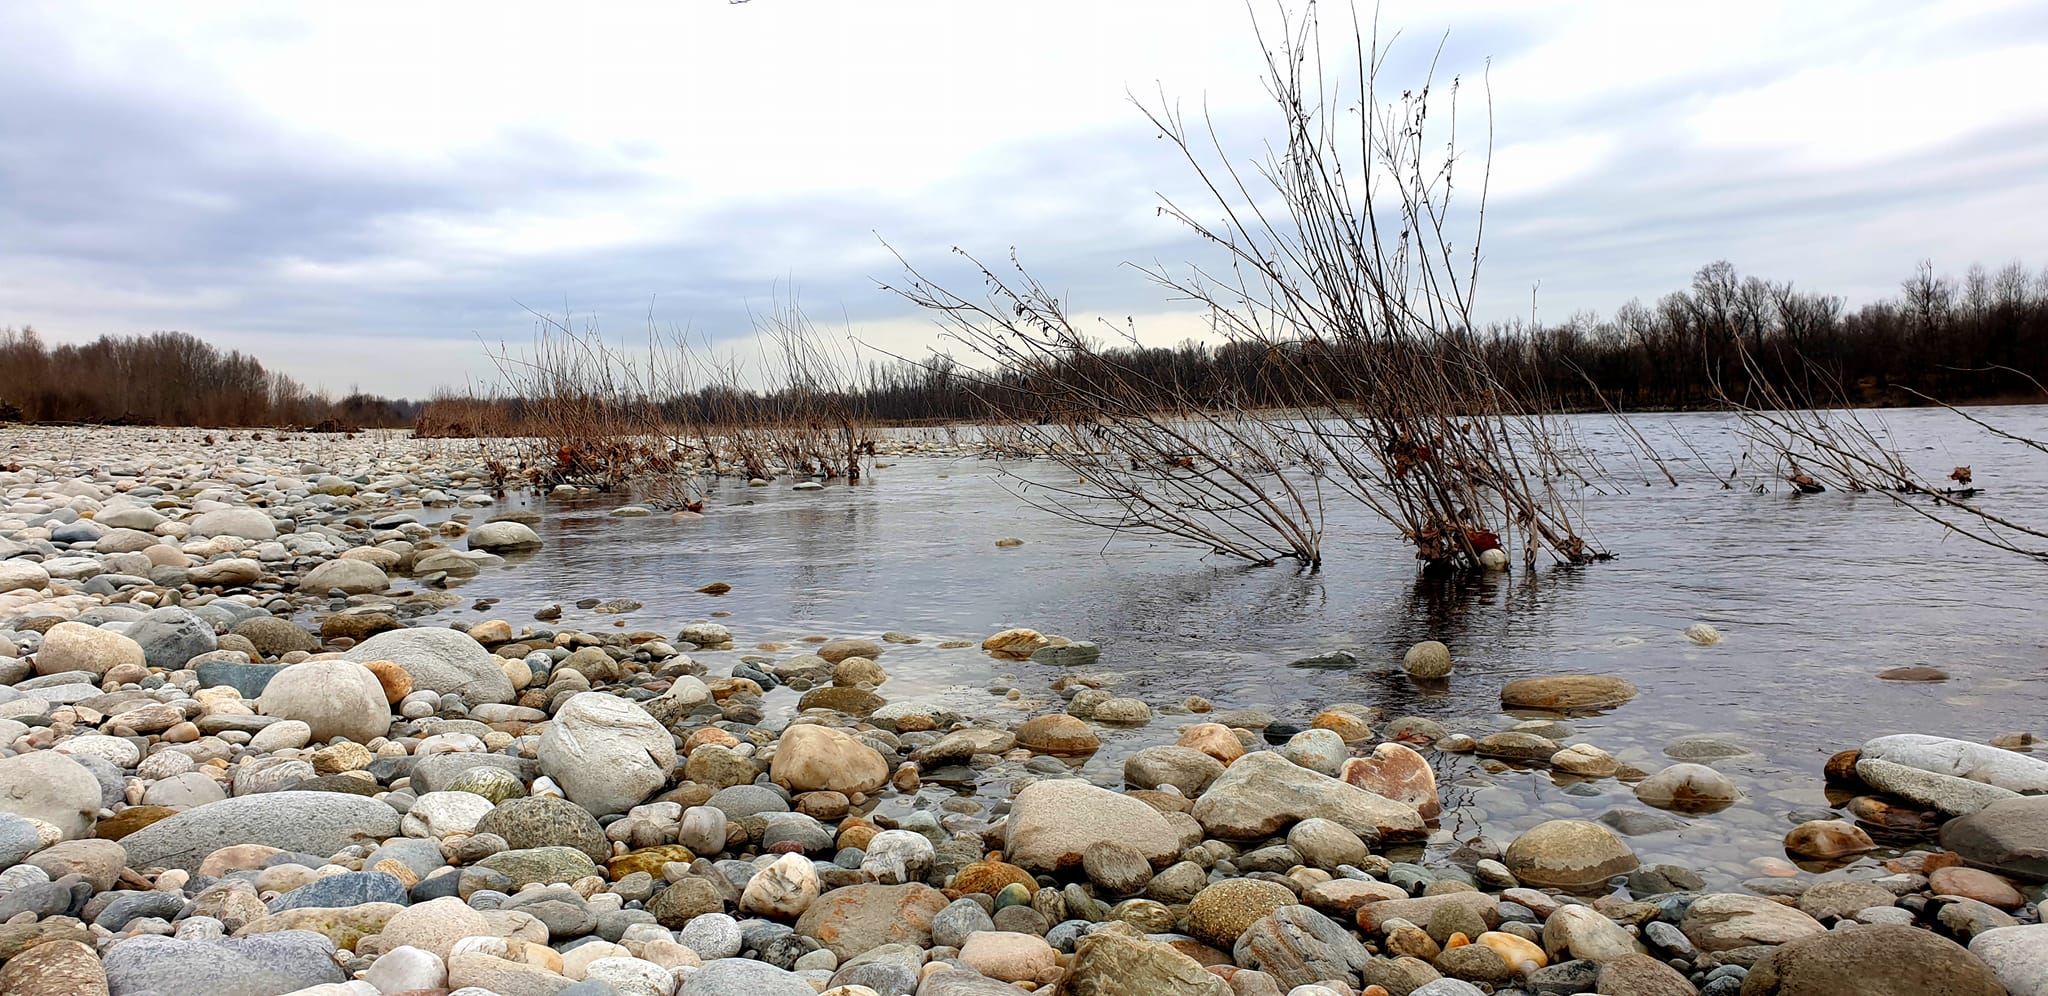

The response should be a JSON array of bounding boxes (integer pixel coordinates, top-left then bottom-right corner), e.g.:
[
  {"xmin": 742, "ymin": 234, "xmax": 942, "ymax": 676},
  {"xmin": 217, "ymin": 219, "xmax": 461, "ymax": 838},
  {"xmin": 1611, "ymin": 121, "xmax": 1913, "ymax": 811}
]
[
  {"xmin": 101, "ymin": 930, "xmax": 345, "ymax": 996},
  {"xmin": 118, "ymin": 791, "xmax": 404, "ymax": 871},
  {"xmin": 1004, "ymin": 778, "xmax": 1179, "ymax": 874},
  {"xmin": 1680, "ymin": 893, "xmax": 1825, "ymax": 952},
  {"xmin": 1504, "ymin": 820, "xmax": 1639, "ymax": 892},
  {"xmin": 1193, "ymin": 750, "xmax": 1426, "ymax": 843},
  {"xmin": 350, "ymin": 627, "xmax": 515, "ymax": 704},
  {"xmin": 33, "ymin": 621, "xmax": 145, "ymax": 677},
  {"xmin": 1941, "ymin": 795, "xmax": 2048, "ymax": 882},
  {"xmin": 1970, "ymin": 923, "xmax": 2048, "ymax": 996},
  {"xmin": 1742, "ymin": 923, "xmax": 2007, "ymax": 995},
  {"xmin": 0, "ymin": 750, "xmax": 102, "ymax": 839},
  {"xmin": 1856, "ymin": 756, "xmax": 2019, "ymax": 817},
  {"xmin": 1862, "ymin": 733, "xmax": 2048, "ymax": 793},
  {"xmin": 1499, "ymin": 674, "xmax": 1639, "ymax": 712},
  {"xmin": 769, "ymin": 724, "xmax": 888, "ymax": 796},
  {"xmin": 793, "ymin": 882, "xmax": 950, "ymax": 960},
  {"xmin": 536, "ymin": 692, "xmax": 676, "ymax": 816},
  {"xmin": 256, "ymin": 659, "xmax": 391, "ymax": 743}
]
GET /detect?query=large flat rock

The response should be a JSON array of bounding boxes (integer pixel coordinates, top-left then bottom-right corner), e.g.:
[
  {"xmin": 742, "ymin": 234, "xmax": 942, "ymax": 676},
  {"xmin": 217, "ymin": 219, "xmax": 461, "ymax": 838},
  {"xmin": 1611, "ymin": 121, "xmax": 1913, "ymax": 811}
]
[
  {"xmin": 1193, "ymin": 751, "xmax": 1426, "ymax": 843},
  {"xmin": 1862, "ymin": 734, "xmax": 2048, "ymax": 794},
  {"xmin": 118, "ymin": 791, "xmax": 402, "ymax": 871}
]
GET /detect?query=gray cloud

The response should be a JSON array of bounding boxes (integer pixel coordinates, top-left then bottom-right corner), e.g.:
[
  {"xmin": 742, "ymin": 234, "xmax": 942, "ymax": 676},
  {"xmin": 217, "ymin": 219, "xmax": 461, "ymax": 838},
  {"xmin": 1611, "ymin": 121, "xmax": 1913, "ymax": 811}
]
[{"xmin": 4, "ymin": 3, "xmax": 2047, "ymax": 396}]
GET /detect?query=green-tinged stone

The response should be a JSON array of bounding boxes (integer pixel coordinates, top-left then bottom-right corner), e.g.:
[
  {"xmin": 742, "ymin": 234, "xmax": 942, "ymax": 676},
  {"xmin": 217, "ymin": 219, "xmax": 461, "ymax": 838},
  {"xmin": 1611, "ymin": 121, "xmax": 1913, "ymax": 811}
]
[
  {"xmin": 473, "ymin": 846, "xmax": 601, "ymax": 890},
  {"xmin": 607, "ymin": 845, "xmax": 697, "ymax": 880},
  {"xmin": 232, "ymin": 903, "xmax": 404, "ymax": 952},
  {"xmin": 445, "ymin": 766, "xmax": 527, "ymax": 804},
  {"xmin": 1031, "ymin": 642, "xmax": 1101, "ymax": 667}
]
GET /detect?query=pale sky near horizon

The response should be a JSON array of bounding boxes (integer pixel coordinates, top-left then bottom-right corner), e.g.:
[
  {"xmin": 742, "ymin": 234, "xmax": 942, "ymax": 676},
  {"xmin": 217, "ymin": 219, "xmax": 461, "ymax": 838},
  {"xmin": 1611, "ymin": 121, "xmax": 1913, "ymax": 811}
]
[{"xmin": 5, "ymin": 0, "xmax": 2047, "ymax": 397}]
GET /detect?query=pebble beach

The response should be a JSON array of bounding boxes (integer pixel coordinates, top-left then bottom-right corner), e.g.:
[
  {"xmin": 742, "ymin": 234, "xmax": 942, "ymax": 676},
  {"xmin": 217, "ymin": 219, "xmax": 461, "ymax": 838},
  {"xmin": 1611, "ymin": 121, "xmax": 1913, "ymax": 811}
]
[{"xmin": 0, "ymin": 426, "xmax": 2043, "ymax": 996}]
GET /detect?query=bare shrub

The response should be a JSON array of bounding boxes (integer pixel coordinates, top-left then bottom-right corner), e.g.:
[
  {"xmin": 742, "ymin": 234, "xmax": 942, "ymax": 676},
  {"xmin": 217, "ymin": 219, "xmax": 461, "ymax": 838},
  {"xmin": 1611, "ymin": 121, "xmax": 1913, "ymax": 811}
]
[
  {"xmin": 884, "ymin": 2, "xmax": 1605, "ymax": 569},
  {"xmin": 1721, "ymin": 346, "xmax": 2048, "ymax": 562}
]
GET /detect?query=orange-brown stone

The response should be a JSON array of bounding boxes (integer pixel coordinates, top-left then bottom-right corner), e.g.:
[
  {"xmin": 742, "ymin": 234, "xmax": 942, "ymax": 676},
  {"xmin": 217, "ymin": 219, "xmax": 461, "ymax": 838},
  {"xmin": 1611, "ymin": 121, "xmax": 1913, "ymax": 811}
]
[
  {"xmin": 951, "ymin": 855, "xmax": 1039, "ymax": 896},
  {"xmin": 1175, "ymin": 723, "xmax": 1246, "ymax": 766},
  {"xmin": 360, "ymin": 659, "xmax": 412, "ymax": 703},
  {"xmin": 1340, "ymin": 742, "xmax": 1441, "ymax": 819}
]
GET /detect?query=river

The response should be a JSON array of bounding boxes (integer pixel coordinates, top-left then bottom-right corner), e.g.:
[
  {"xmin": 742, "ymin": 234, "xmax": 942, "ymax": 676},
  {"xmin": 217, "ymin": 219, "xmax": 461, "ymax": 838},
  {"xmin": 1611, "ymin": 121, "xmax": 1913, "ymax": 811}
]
[{"xmin": 411, "ymin": 405, "xmax": 2048, "ymax": 889}]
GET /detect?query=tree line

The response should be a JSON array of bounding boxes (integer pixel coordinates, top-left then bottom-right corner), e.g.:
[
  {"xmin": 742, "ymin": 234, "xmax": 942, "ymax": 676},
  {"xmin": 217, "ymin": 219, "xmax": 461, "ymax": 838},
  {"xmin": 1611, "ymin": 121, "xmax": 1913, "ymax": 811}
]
[
  {"xmin": 1486, "ymin": 259, "xmax": 2048, "ymax": 410},
  {"xmin": 0, "ymin": 327, "xmax": 420, "ymax": 428},
  {"xmin": 10, "ymin": 258, "xmax": 2046, "ymax": 431}
]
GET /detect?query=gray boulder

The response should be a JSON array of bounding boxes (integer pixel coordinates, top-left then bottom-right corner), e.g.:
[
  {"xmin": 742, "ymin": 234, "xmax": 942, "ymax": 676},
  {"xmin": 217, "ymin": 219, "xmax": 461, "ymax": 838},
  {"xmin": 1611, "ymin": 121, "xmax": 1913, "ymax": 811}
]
[
  {"xmin": 1742, "ymin": 923, "xmax": 2005, "ymax": 995},
  {"xmin": 351, "ymin": 626, "xmax": 514, "ymax": 704},
  {"xmin": 0, "ymin": 812, "xmax": 46, "ymax": 865},
  {"xmin": 256, "ymin": 660, "xmax": 391, "ymax": 743},
  {"xmin": 118, "ymin": 791, "xmax": 403, "ymax": 871},
  {"xmin": 0, "ymin": 750, "xmax": 101, "ymax": 839},
  {"xmin": 1863, "ymin": 733, "xmax": 2048, "ymax": 793},
  {"xmin": 187, "ymin": 508, "xmax": 278, "ymax": 541},
  {"xmin": 1192, "ymin": 750, "xmax": 1426, "ymax": 843},
  {"xmin": 1856, "ymin": 757, "xmax": 2019, "ymax": 816},
  {"xmin": 298, "ymin": 558, "xmax": 389, "ymax": 595},
  {"xmin": 1970, "ymin": 923, "xmax": 2048, "ymax": 996},
  {"xmin": 100, "ymin": 930, "xmax": 344, "ymax": 996},
  {"xmin": 536, "ymin": 692, "xmax": 675, "ymax": 816},
  {"xmin": 124, "ymin": 607, "xmax": 218, "ymax": 670},
  {"xmin": 1942, "ymin": 795, "xmax": 2048, "ymax": 882},
  {"xmin": 468, "ymin": 520, "xmax": 543, "ymax": 552},
  {"xmin": 676, "ymin": 957, "xmax": 815, "ymax": 996}
]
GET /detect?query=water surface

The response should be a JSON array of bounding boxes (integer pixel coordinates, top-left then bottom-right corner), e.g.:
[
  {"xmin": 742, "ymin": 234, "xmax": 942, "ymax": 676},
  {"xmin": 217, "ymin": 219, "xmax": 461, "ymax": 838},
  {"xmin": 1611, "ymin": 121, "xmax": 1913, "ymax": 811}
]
[{"xmin": 415, "ymin": 407, "xmax": 2048, "ymax": 888}]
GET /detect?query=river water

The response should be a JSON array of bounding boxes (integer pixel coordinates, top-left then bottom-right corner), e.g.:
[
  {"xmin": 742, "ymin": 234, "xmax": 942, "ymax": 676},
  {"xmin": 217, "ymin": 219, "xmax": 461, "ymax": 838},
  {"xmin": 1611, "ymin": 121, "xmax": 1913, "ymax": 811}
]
[{"xmin": 418, "ymin": 406, "xmax": 2048, "ymax": 889}]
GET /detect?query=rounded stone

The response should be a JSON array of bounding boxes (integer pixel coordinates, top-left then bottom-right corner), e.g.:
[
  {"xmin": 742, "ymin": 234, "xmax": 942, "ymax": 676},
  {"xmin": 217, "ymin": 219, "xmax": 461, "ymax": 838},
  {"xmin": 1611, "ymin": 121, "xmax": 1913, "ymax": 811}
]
[
  {"xmin": 958, "ymin": 931, "xmax": 1058, "ymax": 983},
  {"xmin": 256, "ymin": 659, "xmax": 391, "ymax": 743},
  {"xmin": 536, "ymin": 692, "xmax": 676, "ymax": 816},
  {"xmin": 1633, "ymin": 763, "xmax": 1740, "ymax": 813},
  {"xmin": 1186, "ymin": 879, "xmax": 1297, "ymax": 948},
  {"xmin": 1014, "ymin": 714, "xmax": 1101, "ymax": 755},
  {"xmin": 229, "ymin": 617, "xmax": 320, "ymax": 658},
  {"xmin": 1783, "ymin": 820, "xmax": 1876, "ymax": 860},
  {"xmin": 1504, "ymin": 820, "xmax": 1639, "ymax": 892},
  {"xmin": 1123, "ymin": 745, "xmax": 1225, "ymax": 795},
  {"xmin": 350, "ymin": 627, "xmax": 514, "ymax": 704},
  {"xmin": 1280, "ymin": 729, "xmax": 1349, "ymax": 777},
  {"xmin": 816, "ymin": 639, "xmax": 883, "ymax": 664},
  {"xmin": 299, "ymin": 559, "xmax": 389, "ymax": 595},
  {"xmin": 770, "ymin": 724, "xmax": 888, "ymax": 796},
  {"xmin": 475, "ymin": 795, "xmax": 610, "ymax": 862},
  {"xmin": 1081, "ymin": 840, "xmax": 1154, "ymax": 896},
  {"xmin": 1003, "ymin": 779, "xmax": 1179, "ymax": 874},
  {"xmin": 446, "ymin": 766, "xmax": 527, "ymax": 805},
  {"xmin": 468, "ymin": 521, "xmax": 543, "ymax": 553},
  {"xmin": 1742, "ymin": 922, "xmax": 2004, "ymax": 995},
  {"xmin": 1551, "ymin": 743, "xmax": 1620, "ymax": 778},
  {"xmin": 34, "ymin": 622, "xmax": 145, "ymax": 677},
  {"xmin": 0, "ymin": 750, "xmax": 103, "ymax": 839},
  {"xmin": 1499, "ymin": 675, "xmax": 1639, "ymax": 713},
  {"xmin": 1402, "ymin": 641, "xmax": 1452, "ymax": 679},
  {"xmin": 1680, "ymin": 893, "xmax": 1826, "ymax": 952}
]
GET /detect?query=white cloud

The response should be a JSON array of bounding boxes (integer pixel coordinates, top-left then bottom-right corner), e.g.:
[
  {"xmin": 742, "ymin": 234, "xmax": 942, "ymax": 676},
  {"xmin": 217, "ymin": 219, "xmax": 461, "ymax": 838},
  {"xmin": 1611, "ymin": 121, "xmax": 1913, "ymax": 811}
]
[
  {"xmin": 1486, "ymin": 134, "xmax": 1615, "ymax": 200},
  {"xmin": 1688, "ymin": 45, "xmax": 2048, "ymax": 167},
  {"xmin": 5, "ymin": 0, "xmax": 2048, "ymax": 395}
]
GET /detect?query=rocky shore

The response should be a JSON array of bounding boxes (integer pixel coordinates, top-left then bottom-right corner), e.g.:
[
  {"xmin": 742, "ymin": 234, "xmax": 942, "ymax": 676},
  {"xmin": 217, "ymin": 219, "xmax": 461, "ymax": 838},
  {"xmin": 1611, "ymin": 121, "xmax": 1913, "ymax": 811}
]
[{"xmin": 0, "ymin": 427, "xmax": 2042, "ymax": 996}]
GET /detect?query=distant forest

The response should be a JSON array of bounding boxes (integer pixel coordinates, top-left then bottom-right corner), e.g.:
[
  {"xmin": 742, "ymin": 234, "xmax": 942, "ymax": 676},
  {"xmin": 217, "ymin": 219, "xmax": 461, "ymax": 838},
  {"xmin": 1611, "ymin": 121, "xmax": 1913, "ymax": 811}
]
[
  {"xmin": 0, "ymin": 328, "xmax": 421, "ymax": 428},
  {"xmin": 4, "ymin": 259, "xmax": 2045, "ymax": 430},
  {"xmin": 852, "ymin": 259, "xmax": 2048, "ymax": 421}
]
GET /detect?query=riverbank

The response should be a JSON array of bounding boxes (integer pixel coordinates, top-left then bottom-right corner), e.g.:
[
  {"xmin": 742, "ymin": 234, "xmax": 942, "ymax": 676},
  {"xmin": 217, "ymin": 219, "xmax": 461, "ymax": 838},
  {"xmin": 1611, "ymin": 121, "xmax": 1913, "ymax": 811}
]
[{"xmin": 0, "ymin": 426, "xmax": 2041, "ymax": 995}]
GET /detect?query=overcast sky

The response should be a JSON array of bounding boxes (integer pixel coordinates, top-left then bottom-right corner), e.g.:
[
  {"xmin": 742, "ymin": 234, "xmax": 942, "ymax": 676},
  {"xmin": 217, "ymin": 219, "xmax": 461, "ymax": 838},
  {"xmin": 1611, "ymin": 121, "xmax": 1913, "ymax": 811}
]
[{"xmin": 5, "ymin": 0, "xmax": 2047, "ymax": 397}]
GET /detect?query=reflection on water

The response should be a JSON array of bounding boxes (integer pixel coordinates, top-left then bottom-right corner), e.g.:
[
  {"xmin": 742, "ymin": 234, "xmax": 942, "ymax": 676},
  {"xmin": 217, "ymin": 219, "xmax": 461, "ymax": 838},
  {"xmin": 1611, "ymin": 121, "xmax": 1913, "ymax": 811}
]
[{"xmin": 414, "ymin": 407, "xmax": 2048, "ymax": 887}]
